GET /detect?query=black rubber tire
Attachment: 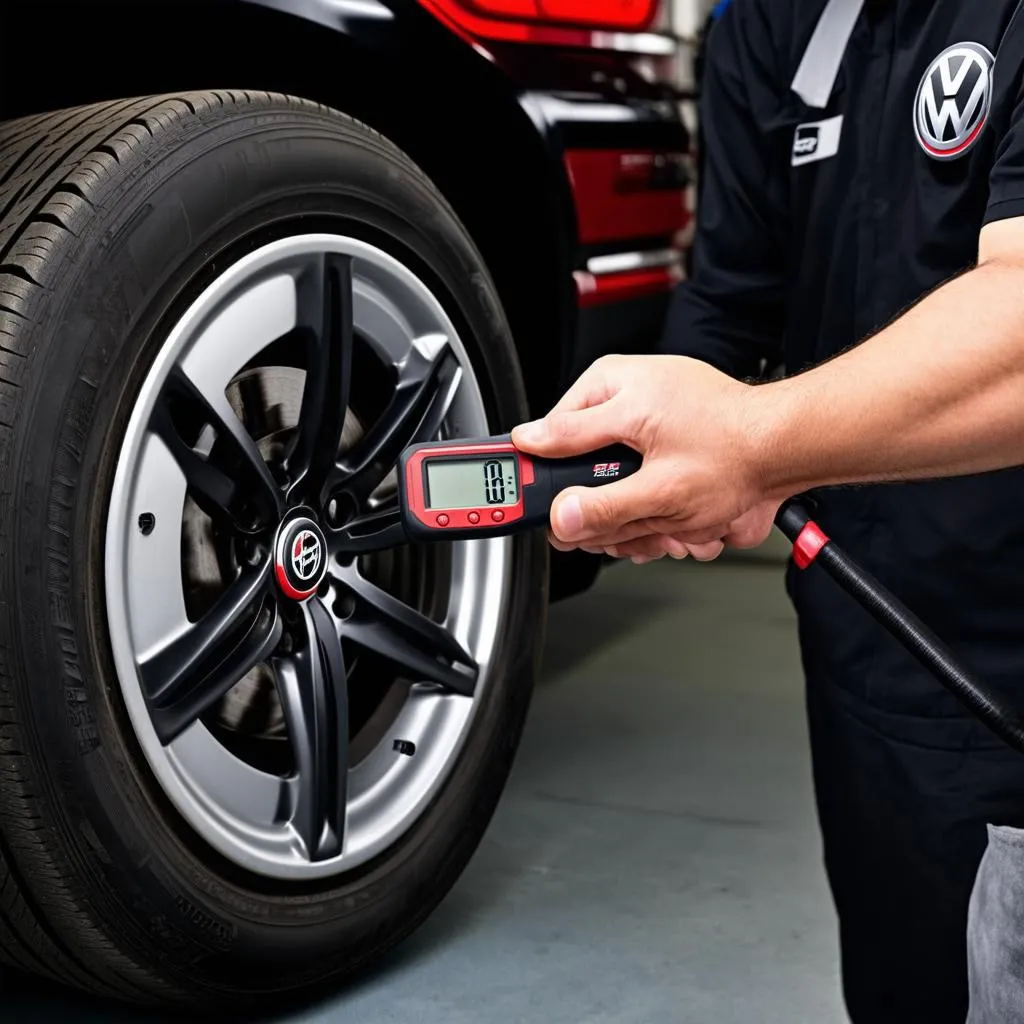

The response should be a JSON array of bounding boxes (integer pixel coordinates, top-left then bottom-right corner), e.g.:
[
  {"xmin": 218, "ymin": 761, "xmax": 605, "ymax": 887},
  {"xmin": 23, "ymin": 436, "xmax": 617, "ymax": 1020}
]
[
  {"xmin": 549, "ymin": 549, "xmax": 603, "ymax": 603},
  {"xmin": 0, "ymin": 91, "xmax": 547, "ymax": 1008}
]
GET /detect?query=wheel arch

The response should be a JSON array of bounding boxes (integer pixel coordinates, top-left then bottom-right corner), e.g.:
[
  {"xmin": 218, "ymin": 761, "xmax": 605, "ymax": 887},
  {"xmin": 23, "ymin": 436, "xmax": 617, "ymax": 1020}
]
[{"xmin": 0, "ymin": 0, "xmax": 576, "ymax": 417}]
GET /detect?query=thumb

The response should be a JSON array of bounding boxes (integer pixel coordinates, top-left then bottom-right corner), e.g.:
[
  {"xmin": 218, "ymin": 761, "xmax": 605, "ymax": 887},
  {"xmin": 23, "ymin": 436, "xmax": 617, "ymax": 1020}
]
[
  {"xmin": 550, "ymin": 470, "xmax": 662, "ymax": 543},
  {"xmin": 512, "ymin": 400, "xmax": 629, "ymax": 458}
]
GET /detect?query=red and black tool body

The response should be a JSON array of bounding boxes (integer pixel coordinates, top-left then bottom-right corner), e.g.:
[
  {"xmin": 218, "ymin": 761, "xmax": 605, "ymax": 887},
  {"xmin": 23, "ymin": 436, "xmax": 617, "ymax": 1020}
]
[
  {"xmin": 775, "ymin": 499, "xmax": 1024, "ymax": 754},
  {"xmin": 399, "ymin": 434, "xmax": 642, "ymax": 543}
]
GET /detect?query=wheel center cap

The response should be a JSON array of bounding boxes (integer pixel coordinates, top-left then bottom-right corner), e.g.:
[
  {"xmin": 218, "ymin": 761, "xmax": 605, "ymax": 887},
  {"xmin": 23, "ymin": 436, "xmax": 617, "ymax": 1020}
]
[{"xmin": 274, "ymin": 515, "xmax": 328, "ymax": 601}]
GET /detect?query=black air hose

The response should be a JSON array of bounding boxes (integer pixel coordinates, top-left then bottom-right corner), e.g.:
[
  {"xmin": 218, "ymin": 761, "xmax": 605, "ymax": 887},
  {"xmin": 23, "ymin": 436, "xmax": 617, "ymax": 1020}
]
[{"xmin": 775, "ymin": 499, "xmax": 1024, "ymax": 755}]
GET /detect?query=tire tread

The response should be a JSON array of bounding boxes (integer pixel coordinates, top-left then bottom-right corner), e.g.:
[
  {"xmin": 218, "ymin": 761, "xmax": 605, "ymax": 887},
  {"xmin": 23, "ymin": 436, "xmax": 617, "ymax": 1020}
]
[
  {"xmin": 0, "ymin": 88, "xmax": 511, "ymax": 1006},
  {"xmin": 0, "ymin": 89, "xmax": 417, "ymax": 1003}
]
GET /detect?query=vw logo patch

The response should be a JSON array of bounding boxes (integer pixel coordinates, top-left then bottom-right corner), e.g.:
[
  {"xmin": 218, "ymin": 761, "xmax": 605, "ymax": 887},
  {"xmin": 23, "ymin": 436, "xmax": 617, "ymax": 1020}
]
[
  {"xmin": 274, "ymin": 516, "xmax": 328, "ymax": 601},
  {"xmin": 914, "ymin": 42, "xmax": 995, "ymax": 161}
]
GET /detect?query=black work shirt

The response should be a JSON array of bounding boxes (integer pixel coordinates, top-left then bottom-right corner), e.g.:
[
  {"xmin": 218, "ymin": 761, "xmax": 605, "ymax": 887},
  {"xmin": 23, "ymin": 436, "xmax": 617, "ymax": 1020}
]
[{"xmin": 664, "ymin": 0, "xmax": 1024, "ymax": 725}]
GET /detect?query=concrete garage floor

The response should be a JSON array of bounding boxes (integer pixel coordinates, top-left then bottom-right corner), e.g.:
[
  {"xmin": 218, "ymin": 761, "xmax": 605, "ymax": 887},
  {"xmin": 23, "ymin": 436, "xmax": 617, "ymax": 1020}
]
[{"xmin": 8, "ymin": 553, "xmax": 846, "ymax": 1023}]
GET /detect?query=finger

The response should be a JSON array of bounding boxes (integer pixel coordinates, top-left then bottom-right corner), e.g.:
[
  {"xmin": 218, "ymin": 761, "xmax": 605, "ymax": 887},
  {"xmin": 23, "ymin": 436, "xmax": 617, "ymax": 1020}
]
[
  {"xmin": 609, "ymin": 534, "xmax": 689, "ymax": 561},
  {"xmin": 511, "ymin": 361, "xmax": 619, "ymax": 455},
  {"xmin": 550, "ymin": 467, "xmax": 672, "ymax": 543},
  {"xmin": 512, "ymin": 397, "xmax": 633, "ymax": 459},
  {"xmin": 605, "ymin": 534, "xmax": 670, "ymax": 560},
  {"xmin": 572, "ymin": 521, "xmax": 670, "ymax": 550},
  {"xmin": 573, "ymin": 522, "xmax": 739, "ymax": 555},
  {"xmin": 622, "ymin": 542, "xmax": 669, "ymax": 566},
  {"xmin": 686, "ymin": 539, "xmax": 725, "ymax": 562},
  {"xmin": 646, "ymin": 535, "xmax": 703, "ymax": 560},
  {"xmin": 548, "ymin": 531, "xmax": 581, "ymax": 552},
  {"xmin": 563, "ymin": 517, "xmax": 720, "ymax": 552},
  {"xmin": 546, "ymin": 533, "xmax": 613, "ymax": 556},
  {"xmin": 662, "ymin": 535, "xmax": 692, "ymax": 559},
  {"xmin": 658, "ymin": 525, "xmax": 736, "ymax": 547},
  {"xmin": 573, "ymin": 523, "xmax": 658, "ymax": 549},
  {"xmin": 549, "ymin": 358, "xmax": 621, "ymax": 414},
  {"xmin": 631, "ymin": 553, "xmax": 667, "ymax": 565}
]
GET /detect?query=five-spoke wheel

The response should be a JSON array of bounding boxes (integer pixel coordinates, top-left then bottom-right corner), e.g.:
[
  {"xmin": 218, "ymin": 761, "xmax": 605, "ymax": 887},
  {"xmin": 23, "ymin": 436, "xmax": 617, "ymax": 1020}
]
[{"xmin": 106, "ymin": 235, "xmax": 508, "ymax": 876}]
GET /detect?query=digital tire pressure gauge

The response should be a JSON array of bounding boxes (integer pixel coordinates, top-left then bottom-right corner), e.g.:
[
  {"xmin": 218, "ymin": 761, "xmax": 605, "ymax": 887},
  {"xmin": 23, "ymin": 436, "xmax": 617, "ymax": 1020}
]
[{"xmin": 398, "ymin": 435, "xmax": 642, "ymax": 542}]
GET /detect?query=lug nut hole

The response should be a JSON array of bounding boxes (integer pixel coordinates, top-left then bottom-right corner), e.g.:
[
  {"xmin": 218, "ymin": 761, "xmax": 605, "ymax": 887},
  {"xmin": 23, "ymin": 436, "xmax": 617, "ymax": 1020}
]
[
  {"xmin": 333, "ymin": 593, "xmax": 356, "ymax": 620},
  {"xmin": 326, "ymin": 493, "xmax": 357, "ymax": 528},
  {"xmin": 138, "ymin": 512, "xmax": 156, "ymax": 536},
  {"xmin": 242, "ymin": 539, "xmax": 264, "ymax": 567}
]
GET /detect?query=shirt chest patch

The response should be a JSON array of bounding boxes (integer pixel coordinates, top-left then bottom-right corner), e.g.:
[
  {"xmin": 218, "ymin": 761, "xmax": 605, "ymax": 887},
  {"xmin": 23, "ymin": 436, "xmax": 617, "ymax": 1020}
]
[
  {"xmin": 792, "ymin": 114, "xmax": 844, "ymax": 167},
  {"xmin": 913, "ymin": 42, "xmax": 995, "ymax": 161}
]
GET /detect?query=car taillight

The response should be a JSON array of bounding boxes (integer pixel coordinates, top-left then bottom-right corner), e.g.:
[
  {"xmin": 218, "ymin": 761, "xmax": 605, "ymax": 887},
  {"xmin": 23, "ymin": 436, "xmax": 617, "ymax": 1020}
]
[
  {"xmin": 464, "ymin": 0, "xmax": 658, "ymax": 31},
  {"xmin": 417, "ymin": 0, "xmax": 671, "ymax": 49},
  {"xmin": 564, "ymin": 149, "xmax": 690, "ymax": 244},
  {"xmin": 564, "ymin": 147, "xmax": 694, "ymax": 308}
]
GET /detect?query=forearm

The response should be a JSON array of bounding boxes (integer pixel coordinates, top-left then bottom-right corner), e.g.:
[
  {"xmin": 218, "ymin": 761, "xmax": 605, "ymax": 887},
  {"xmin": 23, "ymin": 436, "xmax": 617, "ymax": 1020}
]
[
  {"xmin": 512, "ymin": 222, "xmax": 1024, "ymax": 559},
  {"xmin": 756, "ymin": 259, "xmax": 1024, "ymax": 497}
]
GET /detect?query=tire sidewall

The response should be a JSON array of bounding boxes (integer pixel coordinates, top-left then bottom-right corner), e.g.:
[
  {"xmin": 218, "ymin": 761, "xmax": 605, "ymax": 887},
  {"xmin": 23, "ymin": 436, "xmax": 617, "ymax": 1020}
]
[{"xmin": 8, "ymin": 100, "xmax": 546, "ymax": 996}]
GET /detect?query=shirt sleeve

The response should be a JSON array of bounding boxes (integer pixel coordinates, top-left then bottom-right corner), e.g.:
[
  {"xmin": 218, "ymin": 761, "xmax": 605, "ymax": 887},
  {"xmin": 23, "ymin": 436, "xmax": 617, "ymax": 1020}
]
[
  {"xmin": 660, "ymin": 0, "xmax": 790, "ymax": 378},
  {"xmin": 985, "ymin": 18, "xmax": 1024, "ymax": 224}
]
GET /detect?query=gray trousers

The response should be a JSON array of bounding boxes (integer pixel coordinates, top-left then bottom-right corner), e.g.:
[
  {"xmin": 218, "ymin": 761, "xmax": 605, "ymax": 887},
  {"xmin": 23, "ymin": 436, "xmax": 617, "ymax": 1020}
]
[{"xmin": 968, "ymin": 826, "xmax": 1024, "ymax": 1022}]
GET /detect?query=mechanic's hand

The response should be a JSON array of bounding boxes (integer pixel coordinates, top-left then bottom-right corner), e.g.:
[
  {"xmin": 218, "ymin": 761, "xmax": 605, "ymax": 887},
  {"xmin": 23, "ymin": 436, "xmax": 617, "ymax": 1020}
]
[{"xmin": 511, "ymin": 354, "xmax": 782, "ymax": 563}]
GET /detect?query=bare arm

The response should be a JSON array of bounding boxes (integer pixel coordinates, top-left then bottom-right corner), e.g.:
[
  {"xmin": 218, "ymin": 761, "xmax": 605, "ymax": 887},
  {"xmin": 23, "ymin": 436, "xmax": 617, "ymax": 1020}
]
[
  {"xmin": 511, "ymin": 218, "xmax": 1024, "ymax": 561},
  {"xmin": 758, "ymin": 219, "xmax": 1024, "ymax": 495}
]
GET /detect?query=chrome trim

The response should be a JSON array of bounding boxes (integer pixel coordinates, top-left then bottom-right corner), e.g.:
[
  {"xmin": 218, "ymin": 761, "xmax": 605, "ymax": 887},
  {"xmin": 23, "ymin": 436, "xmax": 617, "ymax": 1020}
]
[
  {"xmin": 519, "ymin": 91, "xmax": 684, "ymax": 134},
  {"xmin": 586, "ymin": 248, "xmax": 681, "ymax": 276},
  {"xmin": 591, "ymin": 31, "xmax": 678, "ymax": 56},
  {"xmin": 528, "ymin": 96, "xmax": 638, "ymax": 124},
  {"xmin": 243, "ymin": 0, "xmax": 393, "ymax": 27}
]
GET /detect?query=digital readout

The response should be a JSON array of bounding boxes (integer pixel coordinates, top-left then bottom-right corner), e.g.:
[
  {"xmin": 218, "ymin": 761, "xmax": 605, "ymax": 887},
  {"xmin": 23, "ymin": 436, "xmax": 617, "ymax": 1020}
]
[{"xmin": 425, "ymin": 456, "xmax": 520, "ymax": 510}]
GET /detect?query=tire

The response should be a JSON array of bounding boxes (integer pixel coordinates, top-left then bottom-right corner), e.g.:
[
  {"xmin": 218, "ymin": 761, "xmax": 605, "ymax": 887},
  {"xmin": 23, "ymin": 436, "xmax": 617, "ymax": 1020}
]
[
  {"xmin": 0, "ymin": 92, "xmax": 547, "ymax": 1007},
  {"xmin": 549, "ymin": 549, "xmax": 603, "ymax": 603}
]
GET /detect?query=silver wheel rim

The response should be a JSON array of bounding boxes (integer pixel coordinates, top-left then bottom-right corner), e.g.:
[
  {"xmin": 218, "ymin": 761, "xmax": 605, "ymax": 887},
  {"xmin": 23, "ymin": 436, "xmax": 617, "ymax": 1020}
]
[{"xmin": 104, "ymin": 234, "xmax": 511, "ymax": 880}]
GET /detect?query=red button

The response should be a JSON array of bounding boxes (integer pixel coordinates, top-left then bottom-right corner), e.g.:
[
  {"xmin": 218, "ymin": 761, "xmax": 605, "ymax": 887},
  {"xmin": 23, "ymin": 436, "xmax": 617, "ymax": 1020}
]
[
  {"xmin": 436, "ymin": 514, "xmax": 450, "ymax": 527},
  {"xmin": 491, "ymin": 510, "xmax": 505, "ymax": 522},
  {"xmin": 468, "ymin": 511, "xmax": 480, "ymax": 524}
]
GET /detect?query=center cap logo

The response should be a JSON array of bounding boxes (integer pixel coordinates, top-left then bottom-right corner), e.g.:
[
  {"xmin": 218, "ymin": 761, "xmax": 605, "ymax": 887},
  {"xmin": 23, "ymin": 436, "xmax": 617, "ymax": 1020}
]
[
  {"xmin": 292, "ymin": 530, "xmax": 322, "ymax": 581},
  {"xmin": 274, "ymin": 517, "xmax": 327, "ymax": 601},
  {"xmin": 914, "ymin": 42, "xmax": 994, "ymax": 161}
]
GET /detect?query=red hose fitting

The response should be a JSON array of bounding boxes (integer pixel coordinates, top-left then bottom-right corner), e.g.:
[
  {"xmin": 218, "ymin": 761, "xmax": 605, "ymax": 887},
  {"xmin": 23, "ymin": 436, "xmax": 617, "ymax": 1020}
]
[{"xmin": 793, "ymin": 521, "xmax": 829, "ymax": 570}]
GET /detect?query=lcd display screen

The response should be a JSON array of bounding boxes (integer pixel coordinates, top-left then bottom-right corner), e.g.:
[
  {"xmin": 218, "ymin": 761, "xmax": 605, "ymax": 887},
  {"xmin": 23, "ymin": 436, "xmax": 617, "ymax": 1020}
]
[{"xmin": 425, "ymin": 456, "xmax": 520, "ymax": 509}]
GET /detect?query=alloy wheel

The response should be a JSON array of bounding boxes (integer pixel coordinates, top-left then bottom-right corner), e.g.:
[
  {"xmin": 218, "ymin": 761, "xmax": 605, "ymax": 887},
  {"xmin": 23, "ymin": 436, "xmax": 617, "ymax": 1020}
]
[{"xmin": 105, "ymin": 234, "xmax": 511, "ymax": 879}]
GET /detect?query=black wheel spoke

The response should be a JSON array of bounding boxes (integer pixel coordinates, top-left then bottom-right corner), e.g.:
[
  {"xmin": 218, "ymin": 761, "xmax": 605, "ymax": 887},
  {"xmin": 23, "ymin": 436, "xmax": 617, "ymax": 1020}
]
[
  {"xmin": 274, "ymin": 599, "xmax": 348, "ymax": 862},
  {"xmin": 330, "ymin": 342, "xmax": 460, "ymax": 506},
  {"xmin": 328, "ymin": 506, "xmax": 408, "ymax": 555},
  {"xmin": 152, "ymin": 367, "xmax": 282, "ymax": 530},
  {"xmin": 337, "ymin": 565, "xmax": 478, "ymax": 695},
  {"xmin": 286, "ymin": 254, "xmax": 354, "ymax": 503},
  {"xmin": 140, "ymin": 563, "xmax": 280, "ymax": 745}
]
